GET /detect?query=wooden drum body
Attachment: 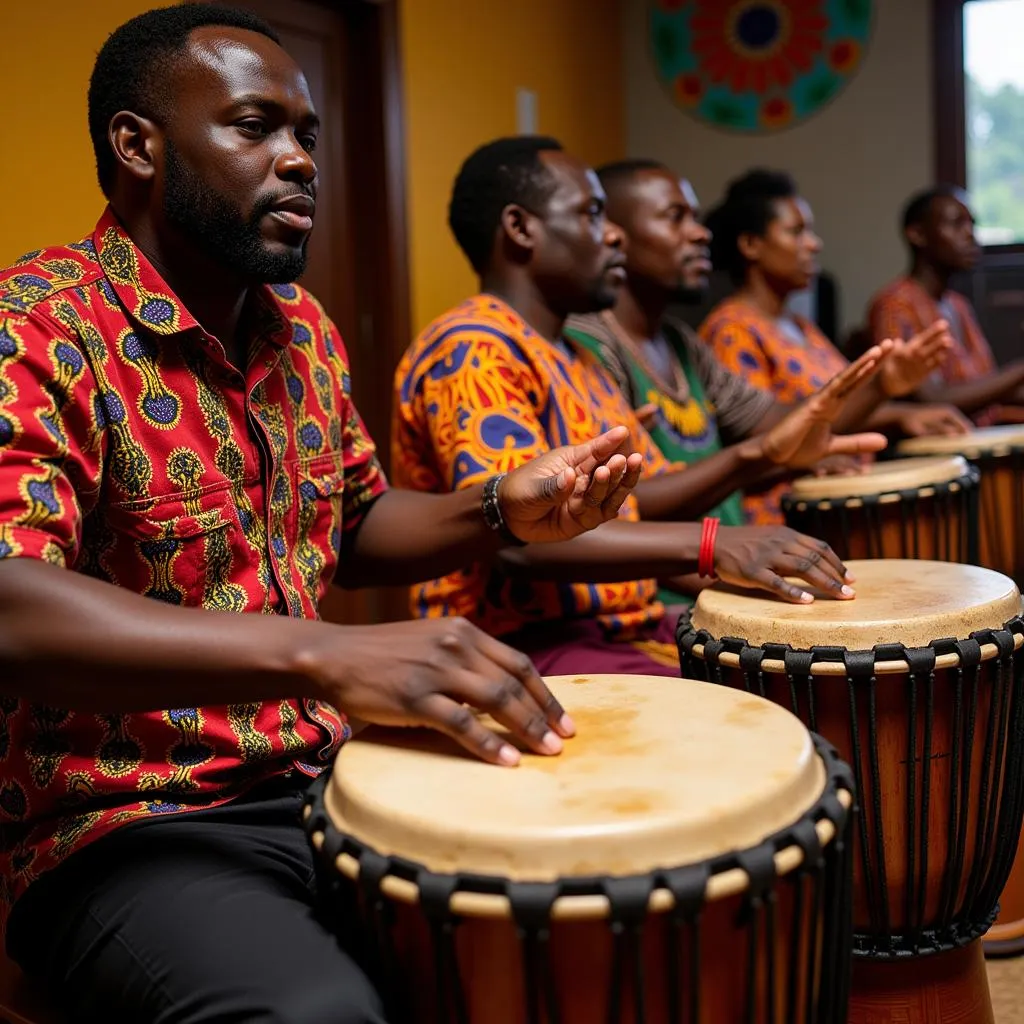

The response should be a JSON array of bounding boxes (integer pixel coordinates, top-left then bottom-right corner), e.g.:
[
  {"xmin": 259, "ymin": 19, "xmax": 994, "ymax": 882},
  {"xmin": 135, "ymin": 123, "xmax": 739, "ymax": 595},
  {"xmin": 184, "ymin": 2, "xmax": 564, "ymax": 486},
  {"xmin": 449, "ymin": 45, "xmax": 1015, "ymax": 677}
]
[
  {"xmin": 782, "ymin": 456, "xmax": 978, "ymax": 563},
  {"xmin": 305, "ymin": 676, "xmax": 855, "ymax": 1024},
  {"xmin": 678, "ymin": 561, "xmax": 1024, "ymax": 1024},
  {"xmin": 899, "ymin": 426, "xmax": 1024, "ymax": 584}
]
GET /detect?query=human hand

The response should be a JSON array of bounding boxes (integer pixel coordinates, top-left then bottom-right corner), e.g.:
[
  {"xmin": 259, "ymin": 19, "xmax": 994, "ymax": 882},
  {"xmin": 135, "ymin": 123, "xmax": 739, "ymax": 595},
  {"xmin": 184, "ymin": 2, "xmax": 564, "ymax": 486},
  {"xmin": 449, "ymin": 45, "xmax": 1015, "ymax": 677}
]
[
  {"xmin": 324, "ymin": 618, "xmax": 573, "ymax": 766},
  {"xmin": 500, "ymin": 426, "xmax": 644, "ymax": 543},
  {"xmin": 879, "ymin": 320, "xmax": 953, "ymax": 397},
  {"xmin": 754, "ymin": 343, "xmax": 892, "ymax": 469},
  {"xmin": 897, "ymin": 403, "xmax": 972, "ymax": 437},
  {"xmin": 713, "ymin": 525, "xmax": 854, "ymax": 604}
]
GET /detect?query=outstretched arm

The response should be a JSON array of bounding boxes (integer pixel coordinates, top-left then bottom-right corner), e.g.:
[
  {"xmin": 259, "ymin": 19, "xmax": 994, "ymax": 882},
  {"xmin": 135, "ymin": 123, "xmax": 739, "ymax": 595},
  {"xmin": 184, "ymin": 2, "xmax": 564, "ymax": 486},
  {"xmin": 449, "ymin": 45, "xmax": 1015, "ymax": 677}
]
[{"xmin": 337, "ymin": 428, "xmax": 643, "ymax": 588}]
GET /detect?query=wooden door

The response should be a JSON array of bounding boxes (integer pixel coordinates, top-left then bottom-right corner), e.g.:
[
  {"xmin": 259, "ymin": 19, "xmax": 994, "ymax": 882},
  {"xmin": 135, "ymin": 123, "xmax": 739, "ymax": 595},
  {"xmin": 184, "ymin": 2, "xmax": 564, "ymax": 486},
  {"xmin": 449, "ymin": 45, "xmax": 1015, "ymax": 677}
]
[{"xmin": 236, "ymin": 0, "xmax": 412, "ymax": 624}]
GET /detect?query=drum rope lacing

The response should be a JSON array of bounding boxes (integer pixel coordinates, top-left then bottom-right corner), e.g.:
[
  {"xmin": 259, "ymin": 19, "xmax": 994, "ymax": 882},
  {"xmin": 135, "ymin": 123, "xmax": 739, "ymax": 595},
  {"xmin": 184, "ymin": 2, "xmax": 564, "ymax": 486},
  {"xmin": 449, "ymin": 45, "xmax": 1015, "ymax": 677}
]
[
  {"xmin": 781, "ymin": 468, "xmax": 981, "ymax": 564},
  {"xmin": 678, "ymin": 614, "xmax": 1024, "ymax": 959},
  {"xmin": 304, "ymin": 737, "xmax": 855, "ymax": 1024}
]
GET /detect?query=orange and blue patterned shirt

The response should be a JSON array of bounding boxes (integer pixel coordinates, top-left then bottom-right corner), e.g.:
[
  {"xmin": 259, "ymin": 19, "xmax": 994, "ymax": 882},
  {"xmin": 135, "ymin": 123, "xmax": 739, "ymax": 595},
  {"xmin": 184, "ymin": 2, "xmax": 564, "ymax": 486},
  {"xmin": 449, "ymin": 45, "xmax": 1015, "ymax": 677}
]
[
  {"xmin": 868, "ymin": 275, "xmax": 998, "ymax": 426},
  {"xmin": 393, "ymin": 294, "xmax": 670, "ymax": 639},
  {"xmin": 0, "ymin": 208, "xmax": 386, "ymax": 913},
  {"xmin": 699, "ymin": 295, "xmax": 848, "ymax": 524}
]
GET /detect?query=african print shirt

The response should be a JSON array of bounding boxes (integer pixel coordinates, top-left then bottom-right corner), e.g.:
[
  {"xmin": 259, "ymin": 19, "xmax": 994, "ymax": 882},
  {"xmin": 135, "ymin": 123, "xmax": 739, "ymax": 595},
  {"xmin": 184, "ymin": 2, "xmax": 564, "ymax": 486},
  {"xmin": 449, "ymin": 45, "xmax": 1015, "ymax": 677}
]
[
  {"xmin": 868, "ymin": 275, "xmax": 998, "ymax": 425},
  {"xmin": 393, "ymin": 294, "xmax": 669, "ymax": 639},
  {"xmin": 0, "ymin": 208, "xmax": 386, "ymax": 914},
  {"xmin": 700, "ymin": 296, "xmax": 848, "ymax": 525}
]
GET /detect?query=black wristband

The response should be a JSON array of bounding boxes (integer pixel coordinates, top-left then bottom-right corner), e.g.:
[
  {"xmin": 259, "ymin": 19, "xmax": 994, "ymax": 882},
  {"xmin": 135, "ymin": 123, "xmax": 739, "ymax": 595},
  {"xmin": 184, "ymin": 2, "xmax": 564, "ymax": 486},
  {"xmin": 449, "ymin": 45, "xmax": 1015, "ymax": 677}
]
[{"xmin": 481, "ymin": 473, "xmax": 527, "ymax": 546}]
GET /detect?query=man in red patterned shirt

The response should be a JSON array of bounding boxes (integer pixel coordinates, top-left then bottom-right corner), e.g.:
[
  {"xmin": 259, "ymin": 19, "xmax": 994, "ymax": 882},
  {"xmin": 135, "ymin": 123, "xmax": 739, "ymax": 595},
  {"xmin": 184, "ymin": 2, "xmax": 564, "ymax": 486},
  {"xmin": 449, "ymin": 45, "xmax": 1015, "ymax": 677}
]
[
  {"xmin": 868, "ymin": 186, "xmax": 1024, "ymax": 424},
  {"xmin": 0, "ymin": 6, "xmax": 652, "ymax": 1021}
]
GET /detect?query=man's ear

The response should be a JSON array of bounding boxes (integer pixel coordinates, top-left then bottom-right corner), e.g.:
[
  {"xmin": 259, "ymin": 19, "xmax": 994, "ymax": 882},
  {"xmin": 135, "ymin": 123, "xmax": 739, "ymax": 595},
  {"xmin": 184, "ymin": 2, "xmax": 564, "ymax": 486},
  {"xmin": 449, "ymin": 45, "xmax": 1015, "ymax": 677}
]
[
  {"xmin": 905, "ymin": 223, "xmax": 927, "ymax": 251},
  {"xmin": 108, "ymin": 111, "xmax": 163, "ymax": 184},
  {"xmin": 500, "ymin": 203, "xmax": 539, "ymax": 254}
]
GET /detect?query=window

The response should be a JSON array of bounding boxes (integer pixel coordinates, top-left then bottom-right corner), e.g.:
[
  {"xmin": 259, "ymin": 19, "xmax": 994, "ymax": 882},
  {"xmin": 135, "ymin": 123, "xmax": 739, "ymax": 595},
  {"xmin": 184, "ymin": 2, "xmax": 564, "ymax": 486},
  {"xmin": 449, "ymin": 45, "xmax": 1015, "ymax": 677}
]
[
  {"xmin": 964, "ymin": 0, "xmax": 1024, "ymax": 245},
  {"xmin": 935, "ymin": 0, "xmax": 1024, "ymax": 250}
]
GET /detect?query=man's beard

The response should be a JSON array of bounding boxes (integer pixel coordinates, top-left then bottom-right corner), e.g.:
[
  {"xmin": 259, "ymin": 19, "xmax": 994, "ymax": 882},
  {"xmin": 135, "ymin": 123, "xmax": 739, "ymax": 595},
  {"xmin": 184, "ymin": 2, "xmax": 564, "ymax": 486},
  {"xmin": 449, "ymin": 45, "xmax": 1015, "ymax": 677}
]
[
  {"xmin": 586, "ymin": 279, "xmax": 620, "ymax": 313},
  {"xmin": 673, "ymin": 278, "xmax": 708, "ymax": 306},
  {"xmin": 163, "ymin": 140, "xmax": 309, "ymax": 283}
]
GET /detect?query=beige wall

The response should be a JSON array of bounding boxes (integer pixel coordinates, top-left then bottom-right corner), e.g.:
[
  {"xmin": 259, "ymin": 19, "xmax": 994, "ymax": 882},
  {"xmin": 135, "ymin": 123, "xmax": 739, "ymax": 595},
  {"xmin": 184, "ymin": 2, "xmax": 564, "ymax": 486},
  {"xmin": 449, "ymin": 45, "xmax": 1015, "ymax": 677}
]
[{"xmin": 624, "ymin": 0, "xmax": 933, "ymax": 333}]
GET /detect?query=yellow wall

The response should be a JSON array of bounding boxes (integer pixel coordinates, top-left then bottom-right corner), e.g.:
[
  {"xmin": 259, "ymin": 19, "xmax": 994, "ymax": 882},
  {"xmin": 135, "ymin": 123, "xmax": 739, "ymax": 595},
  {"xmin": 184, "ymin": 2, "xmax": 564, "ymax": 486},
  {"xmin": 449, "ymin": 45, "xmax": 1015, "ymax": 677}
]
[
  {"xmin": 400, "ymin": 0, "xmax": 626, "ymax": 334},
  {"xmin": 1, "ymin": 1, "xmax": 153, "ymax": 265},
  {"xmin": 2, "ymin": 0, "xmax": 625, "ymax": 337}
]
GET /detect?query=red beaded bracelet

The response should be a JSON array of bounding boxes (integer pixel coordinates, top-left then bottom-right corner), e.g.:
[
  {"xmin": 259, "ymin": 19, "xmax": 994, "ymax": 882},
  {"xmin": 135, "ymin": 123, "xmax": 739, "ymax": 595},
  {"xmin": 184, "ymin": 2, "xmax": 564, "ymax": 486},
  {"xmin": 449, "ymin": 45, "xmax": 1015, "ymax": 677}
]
[{"xmin": 698, "ymin": 516, "xmax": 720, "ymax": 578}]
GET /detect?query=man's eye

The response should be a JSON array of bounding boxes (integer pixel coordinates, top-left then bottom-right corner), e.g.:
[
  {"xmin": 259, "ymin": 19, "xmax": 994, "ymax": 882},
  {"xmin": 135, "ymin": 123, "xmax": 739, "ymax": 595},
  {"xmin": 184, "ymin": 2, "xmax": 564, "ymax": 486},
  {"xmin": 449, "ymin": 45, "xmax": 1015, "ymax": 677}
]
[
  {"xmin": 299, "ymin": 136, "xmax": 318, "ymax": 154},
  {"xmin": 238, "ymin": 120, "xmax": 269, "ymax": 136}
]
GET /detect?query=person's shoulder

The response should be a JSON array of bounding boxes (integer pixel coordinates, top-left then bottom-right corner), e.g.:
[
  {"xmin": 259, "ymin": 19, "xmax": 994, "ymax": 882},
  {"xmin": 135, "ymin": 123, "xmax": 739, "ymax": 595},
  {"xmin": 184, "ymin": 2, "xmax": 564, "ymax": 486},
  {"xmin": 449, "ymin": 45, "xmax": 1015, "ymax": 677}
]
[
  {"xmin": 405, "ymin": 295, "xmax": 534, "ymax": 368},
  {"xmin": 869, "ymin": 275, "xmax": 913, "ymax": 308},
  {"xmin": 947, "ymin": 288, "xmax": 978, "ymax": 316},
  {"xmin": 564, "ymin": 312, "xmax": 610, "ymax": 345},
  {"xmin": 0, "ymin": 237, "xmax": 105, "ymax": 322},
  {"xmin": 698, "ymin": 297, "xmax": 758, "ymax": 340}
]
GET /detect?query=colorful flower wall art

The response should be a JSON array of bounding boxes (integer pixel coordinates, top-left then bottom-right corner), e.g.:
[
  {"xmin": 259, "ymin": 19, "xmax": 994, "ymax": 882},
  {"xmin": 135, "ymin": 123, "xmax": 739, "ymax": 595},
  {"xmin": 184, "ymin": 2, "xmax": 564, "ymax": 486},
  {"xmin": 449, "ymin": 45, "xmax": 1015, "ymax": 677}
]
[{"xmin": 650, "ymin": 0, "xmax": 874, "ymax": 133}]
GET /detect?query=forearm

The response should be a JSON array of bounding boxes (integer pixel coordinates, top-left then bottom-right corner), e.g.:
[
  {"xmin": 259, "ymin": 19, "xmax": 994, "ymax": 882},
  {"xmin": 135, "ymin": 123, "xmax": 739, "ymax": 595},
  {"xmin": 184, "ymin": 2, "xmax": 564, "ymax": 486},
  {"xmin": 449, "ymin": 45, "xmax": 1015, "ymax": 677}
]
[
  {"xmin": 634, "ymin": 442, "xmax": 771, "ymax": 521},
  {"xmin": 337, "ymin": 487, "xmax": 504, "ymax": 589},
  {"xmin": 862, "ymin": 400, "xmax": 915, "ymax": 432},
  {"xmin": 0, "ymin": 559, "xmax": 325, "ymax": 710},
  {"xmin": 498, "ymin": 518, "xmax": 700, "ymax": 582},
  {"xmin": 917, "ymin": 366, "xmax": 1024, "ymax": 414}
]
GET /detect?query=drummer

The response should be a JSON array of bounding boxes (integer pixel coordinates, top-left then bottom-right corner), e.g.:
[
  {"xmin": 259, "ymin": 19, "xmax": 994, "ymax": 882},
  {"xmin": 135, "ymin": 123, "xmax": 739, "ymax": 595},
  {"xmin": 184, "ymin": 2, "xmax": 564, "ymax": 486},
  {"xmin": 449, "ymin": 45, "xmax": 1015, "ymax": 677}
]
[
  {"xmin": 567, "ymin": 160, "xmax": 961, "ymax": 540},
  {"xmin": 697, "ymin": 168, "xmax": 971, "ymax": 524},
  {"xmin": 0, "ymin": 7, "xmax": 667, "ymax": 1022},
  {"xmin": 868, "ymin": 185, "xmax": 1024, "ymax": 425},
  {"xmin": 394, "ymin": 136, "xmax": 895, "ymax": 673}
]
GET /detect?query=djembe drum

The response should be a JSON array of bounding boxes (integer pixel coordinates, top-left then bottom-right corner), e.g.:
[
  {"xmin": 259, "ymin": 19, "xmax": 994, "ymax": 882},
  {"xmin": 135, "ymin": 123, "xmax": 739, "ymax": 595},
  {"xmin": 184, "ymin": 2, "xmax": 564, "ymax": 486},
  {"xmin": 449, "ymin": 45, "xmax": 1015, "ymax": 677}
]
[
  {"xmin": 677, "ymin": 561, "xmax": 1024, "ymax": 1023},
  {"xmin": 898, "ymin": 425, "xmax": 1024, "ymax": 583},
  {"xmin": 899, "ymin": 429, "xmax": 1024, "ymax": 956},
  {"xmin": 782, "ymin": 456, "xmax": 978, "ymax": 563},
  {"xmin": 304, "ymin": 675, "xmax": 855, "ymax": 1023}
]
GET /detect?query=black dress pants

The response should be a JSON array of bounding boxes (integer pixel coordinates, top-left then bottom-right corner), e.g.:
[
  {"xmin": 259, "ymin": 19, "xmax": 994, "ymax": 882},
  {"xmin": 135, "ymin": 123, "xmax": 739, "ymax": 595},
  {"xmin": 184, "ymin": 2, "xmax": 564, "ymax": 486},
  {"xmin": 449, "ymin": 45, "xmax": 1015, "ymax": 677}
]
[{"xmin": 6, "ymin": 775, "xmax": 386, "ymax": 1024}]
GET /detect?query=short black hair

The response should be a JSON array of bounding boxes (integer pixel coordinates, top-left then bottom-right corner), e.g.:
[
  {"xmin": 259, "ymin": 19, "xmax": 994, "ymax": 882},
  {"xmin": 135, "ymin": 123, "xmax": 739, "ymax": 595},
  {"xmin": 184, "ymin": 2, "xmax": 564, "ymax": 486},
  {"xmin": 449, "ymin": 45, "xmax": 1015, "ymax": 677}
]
[
  {"xmin": 595, "ymin": 159, "xmax": 670, "ymax": 220},
  {"xmin": 595, "ymin": 158, "xmax": 670, "ymax": 190},
  {"xmin": 88, "ymin": 3, "xmax": 281, "ymax": 196},
  {"xmin": 900, "ymin": 184, "xmax": 967, "ymax": 243},
  {"xmin": 705, "ymin": 169, "xmax": 798, "ymax": 283},
  {"xmin": 448, "ymin": 136, "xmax": 563, "ymax": 273}
]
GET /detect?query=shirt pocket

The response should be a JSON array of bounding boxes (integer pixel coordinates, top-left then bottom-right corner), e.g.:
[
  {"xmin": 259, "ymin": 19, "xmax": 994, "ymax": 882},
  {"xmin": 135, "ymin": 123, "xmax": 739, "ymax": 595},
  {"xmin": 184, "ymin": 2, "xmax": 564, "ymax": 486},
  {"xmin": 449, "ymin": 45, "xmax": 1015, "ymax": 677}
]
[
  {"xmin": 286, "ymin": 451, "xmax": 345, "ymax": 603},
  {"xmin": 103, "ymin": 482, "xmax": 248, "ymax": 610}
]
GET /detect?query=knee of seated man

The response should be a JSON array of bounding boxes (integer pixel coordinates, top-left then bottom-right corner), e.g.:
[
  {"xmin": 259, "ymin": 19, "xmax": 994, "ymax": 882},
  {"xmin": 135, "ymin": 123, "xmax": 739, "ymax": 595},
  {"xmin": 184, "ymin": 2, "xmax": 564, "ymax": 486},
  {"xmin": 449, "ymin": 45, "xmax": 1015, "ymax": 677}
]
[
  {"xmin": 257, "ymin": 968, "xmax": 387, "ymax": 1024},
  {"xmin": 256, "ymin": 966, "xmax": 387, "ymax": 1024}
]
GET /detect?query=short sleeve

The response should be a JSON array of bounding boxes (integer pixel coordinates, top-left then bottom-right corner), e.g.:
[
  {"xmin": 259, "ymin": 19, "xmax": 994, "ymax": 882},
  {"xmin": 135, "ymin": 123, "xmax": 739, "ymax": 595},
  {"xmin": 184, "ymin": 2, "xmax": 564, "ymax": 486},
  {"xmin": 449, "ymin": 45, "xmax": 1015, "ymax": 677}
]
[
  {"xmin": 333, "ymin": 328, "xmax": 388, "ymax": 532},
  {"xmin": 701, "ymin": 318, "xmax": 776, "ymax": 392},
  {"xmin": 0, "ymin": 311, "xmax": 103, "ymax": 567},
  {"xmin": 399, "ymin": 329, "xmax": 559, "ymax": 492},
  {"xmin": 869, "ymin": 295, "xmax": 920, "ymax": 344}
]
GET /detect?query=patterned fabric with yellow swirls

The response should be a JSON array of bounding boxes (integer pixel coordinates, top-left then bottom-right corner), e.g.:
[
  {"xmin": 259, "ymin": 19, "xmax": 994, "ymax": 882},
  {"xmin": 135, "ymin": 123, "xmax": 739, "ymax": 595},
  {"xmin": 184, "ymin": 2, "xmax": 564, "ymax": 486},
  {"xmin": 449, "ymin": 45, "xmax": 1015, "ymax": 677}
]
[
  {"xmin": 0, "ymin": 207, "xmax": 386, "ymax": 916},
  {"xmin": 393, "ymin": 294, "xmax": 670, "ymax": 639}
]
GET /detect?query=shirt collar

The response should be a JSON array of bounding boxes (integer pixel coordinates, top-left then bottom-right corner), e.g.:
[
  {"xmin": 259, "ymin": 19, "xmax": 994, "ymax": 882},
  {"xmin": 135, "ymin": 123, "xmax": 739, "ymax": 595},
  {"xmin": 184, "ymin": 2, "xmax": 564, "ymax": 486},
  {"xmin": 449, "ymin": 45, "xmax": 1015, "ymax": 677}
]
[{"xmin": 93, "ymin": 206, "xmax": 294, "ymax": 349}]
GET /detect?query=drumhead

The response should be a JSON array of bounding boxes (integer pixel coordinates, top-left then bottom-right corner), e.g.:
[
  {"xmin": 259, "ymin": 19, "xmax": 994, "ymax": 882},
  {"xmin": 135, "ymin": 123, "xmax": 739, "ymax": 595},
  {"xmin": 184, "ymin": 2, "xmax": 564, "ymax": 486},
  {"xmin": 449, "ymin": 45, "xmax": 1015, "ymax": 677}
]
[
  {"xmin": 323, "ymin": 675, "xmax": 824, "ymax": 880},
  {"xmin": 898, "ymin": 424, "xmax": 1024, "ymax": 458},
  {"xmin": 691, "ymin": 559, "xmax": 1020, "ymax": 650},
  {"xmin": 788, "ymin": 455, "xmax": 969, "ymax": 502}
]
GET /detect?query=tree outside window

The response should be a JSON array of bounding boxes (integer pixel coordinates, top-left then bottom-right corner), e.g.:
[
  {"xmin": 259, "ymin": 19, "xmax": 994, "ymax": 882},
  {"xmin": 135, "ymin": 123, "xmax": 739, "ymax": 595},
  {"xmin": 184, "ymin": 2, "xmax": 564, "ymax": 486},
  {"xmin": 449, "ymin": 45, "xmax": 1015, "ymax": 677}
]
[{"xmin": 964, "ymin": 0, "xmax": 1024, "ymax": 245}]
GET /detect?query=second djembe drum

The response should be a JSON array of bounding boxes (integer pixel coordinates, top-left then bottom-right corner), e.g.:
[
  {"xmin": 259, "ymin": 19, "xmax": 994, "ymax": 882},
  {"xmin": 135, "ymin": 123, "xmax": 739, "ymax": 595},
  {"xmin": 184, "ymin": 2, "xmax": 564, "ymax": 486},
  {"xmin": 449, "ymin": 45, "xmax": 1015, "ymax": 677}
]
[
  {"xmin": 782, "ymin": 455, "xmax": 978, "ymax": 563},
  {"xmin": 678, "ymin": 560, "xmax": 1024, "ymax": 1023}
]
